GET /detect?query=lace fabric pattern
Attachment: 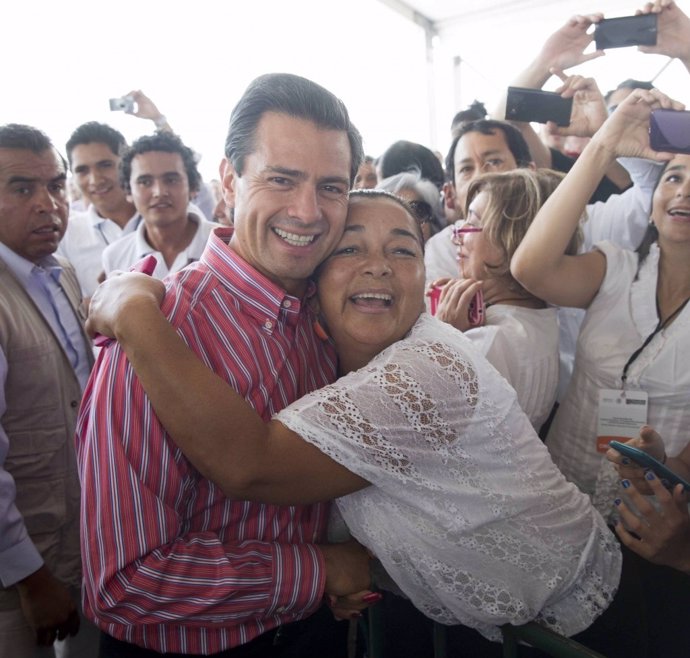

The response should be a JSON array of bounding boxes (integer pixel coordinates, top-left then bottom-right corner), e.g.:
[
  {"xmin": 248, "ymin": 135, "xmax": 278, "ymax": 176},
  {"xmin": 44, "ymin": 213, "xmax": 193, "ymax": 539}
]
[{"xmin": 276, "ymin": 314, "xmax": 621, "ymax": 640}]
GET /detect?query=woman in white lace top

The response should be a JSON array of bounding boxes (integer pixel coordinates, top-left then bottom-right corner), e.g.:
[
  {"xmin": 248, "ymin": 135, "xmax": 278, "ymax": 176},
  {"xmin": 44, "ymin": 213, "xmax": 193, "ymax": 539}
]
[{"xmin": 86, "ymin": 190, "xmax": 620, "ymax": 642}]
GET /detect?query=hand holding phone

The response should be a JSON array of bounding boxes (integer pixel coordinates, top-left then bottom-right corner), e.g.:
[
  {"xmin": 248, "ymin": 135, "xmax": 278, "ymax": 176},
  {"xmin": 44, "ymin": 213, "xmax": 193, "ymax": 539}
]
[
  {"xmin": 429, "ymin": 283, "xmax": 484, "ymax": 328},
  {"xmin": 609, "ymin": 440, "xmax": 690, "ymax": 492},
  {"xmin": 93, "ymin": 255, "xmax": 158, "ymax": 347}
]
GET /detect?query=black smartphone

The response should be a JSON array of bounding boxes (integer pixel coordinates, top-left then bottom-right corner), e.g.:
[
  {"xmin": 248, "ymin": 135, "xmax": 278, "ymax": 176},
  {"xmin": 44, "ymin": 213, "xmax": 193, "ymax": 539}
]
[
  {"xmin": 608, "ymin": 441, "xmax": 690, "ymax": 492},
  {"xmin": 505, "ymin": 87, "xmax": 572, "ymax": 127},
  {"xmin": 649, "ymin": 109, "xmax": 690, "ymax": 154},
  {"xmin": 594, "ymin": 14, "xmax": 657, "ymax": 50}
]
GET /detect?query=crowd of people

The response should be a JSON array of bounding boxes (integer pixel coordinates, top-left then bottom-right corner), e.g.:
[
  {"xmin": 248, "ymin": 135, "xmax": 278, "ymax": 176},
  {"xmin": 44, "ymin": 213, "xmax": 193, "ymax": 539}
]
[{"xmin": 2, "ymin": 1, "xmax": 690, "ymax": 657}]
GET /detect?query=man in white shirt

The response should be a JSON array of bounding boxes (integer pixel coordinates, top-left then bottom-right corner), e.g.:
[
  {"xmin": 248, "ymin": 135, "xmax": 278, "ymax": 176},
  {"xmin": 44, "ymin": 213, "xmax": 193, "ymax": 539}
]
[
  {"xmin": 101, "ymin": 131, "xmax": 215, "ymax": 280},
  {"xmin": 59, "ymin": 123, "xmax": 140, "ymax": 299}
]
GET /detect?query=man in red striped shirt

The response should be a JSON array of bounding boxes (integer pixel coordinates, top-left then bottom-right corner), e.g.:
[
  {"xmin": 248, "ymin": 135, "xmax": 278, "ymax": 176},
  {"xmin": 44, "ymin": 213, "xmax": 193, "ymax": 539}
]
[{"xmin": 76, "ymin": 73, "xmax": 369, "ymax": 657}]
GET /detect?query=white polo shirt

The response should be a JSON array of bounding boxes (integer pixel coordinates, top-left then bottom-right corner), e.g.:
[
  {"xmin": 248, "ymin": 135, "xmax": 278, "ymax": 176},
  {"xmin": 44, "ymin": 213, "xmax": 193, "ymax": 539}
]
[
  {"xmin": 101, "ymin": 211, "xmax": 215, "ymax": 280},
  {"xmin": 58, "ymin": 205, "xmax": 141, "ymax": 297}
]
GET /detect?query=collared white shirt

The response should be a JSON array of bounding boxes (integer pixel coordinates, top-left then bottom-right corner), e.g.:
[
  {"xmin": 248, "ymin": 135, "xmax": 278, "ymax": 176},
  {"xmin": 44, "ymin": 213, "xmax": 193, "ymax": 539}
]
[
  {"xmin": 101, "ymin": 211, "xmax": 215, "ymax": 280},
  {"xmin": 58, "ymin": 204, "xmax": 140, "ymax": 298}
]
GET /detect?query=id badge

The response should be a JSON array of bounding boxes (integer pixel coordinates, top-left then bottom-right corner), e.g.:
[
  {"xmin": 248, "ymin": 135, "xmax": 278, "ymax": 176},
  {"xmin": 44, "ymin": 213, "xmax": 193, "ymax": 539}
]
[{"xmin": 596, "ymin": 389, "xmax": 648, "ymax": 453}]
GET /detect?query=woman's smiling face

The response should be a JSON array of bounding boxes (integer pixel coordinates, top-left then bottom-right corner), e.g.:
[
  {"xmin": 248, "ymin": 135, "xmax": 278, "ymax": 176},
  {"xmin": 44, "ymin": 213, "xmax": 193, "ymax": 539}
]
[{"xmin": 316, "ymin": 194, "xmax": 426, "ymax": 371}]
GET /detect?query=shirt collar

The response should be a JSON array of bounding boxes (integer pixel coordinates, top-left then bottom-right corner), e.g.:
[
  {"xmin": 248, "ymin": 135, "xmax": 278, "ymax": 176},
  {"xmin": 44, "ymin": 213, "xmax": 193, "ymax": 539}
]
[
  {"xmin": 200, "ymin": 227, "xmax": 315, "ymax": 330},
  {"xmin": 133, "ymin": 211, "xmax": 203, "ymax": 260},
  {"xmin": 0, "ymin": 242, "xmax": 62, "ymax": 288},
  {"xmin": 85, "ymin": 203, "xmax": 141, "ymax": 234}
]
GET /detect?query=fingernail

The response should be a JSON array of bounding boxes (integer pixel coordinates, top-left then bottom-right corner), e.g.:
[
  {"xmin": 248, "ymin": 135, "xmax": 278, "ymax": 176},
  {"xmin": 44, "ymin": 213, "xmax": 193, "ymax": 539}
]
[
  {"xmin": 362, "ymin": 593, "xmax": 383, "ymax": 604},
  {"xmin": 621, "ymin": 457, "xmax": 630, "ymax": 465},
  {"xmin": 621, "ymin": 479, "xmax": 632, "ymax": 489},
  {"xmin": 661, "ymin": 479, "xmax": 670, "ymax": 488},
  {"xmin": 350, "ymin": 612, "xmax": 362, "ymax": 619},
  {"xmin": 645, "ymin": 471, "xmax": 656, "ymax": 481},
  {"xmin": 614, "ymin": 498, "xmax": 622, "ymax": 506}
]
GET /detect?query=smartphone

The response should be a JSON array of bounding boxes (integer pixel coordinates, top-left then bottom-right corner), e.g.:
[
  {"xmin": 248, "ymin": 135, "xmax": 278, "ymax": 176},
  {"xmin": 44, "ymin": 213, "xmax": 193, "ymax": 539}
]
[
  {"xmin": 649, "ymin": 109, "xmax": 690, "ymax": 155},
  {"xmin": 467, "ymin": 289, "xmax": 484, "ymax": 327},
  {"xmin": 109, "ymin": 96, "xmax": 135, "ymax": 113},
  {"xmin": 93, "ymin": 255, "xmax": 158, "ymax": 347},
  {"xmin": 594, "ymin": 14, "xmax": 657, "ymax": 50},
  {"xmin": 428, "ymin": 286, "xmax": 484, "ymax": 326},
  {"xmin": 505, "ymin": 87, "xmax": 572, "ymax": 127},
  {"xmin": 608, "ymin": 440, "xmax": 690, "ymax": 492},
  {"xmin": 429, "ymin": 285, "xmax": 442, "ymax": 316}
]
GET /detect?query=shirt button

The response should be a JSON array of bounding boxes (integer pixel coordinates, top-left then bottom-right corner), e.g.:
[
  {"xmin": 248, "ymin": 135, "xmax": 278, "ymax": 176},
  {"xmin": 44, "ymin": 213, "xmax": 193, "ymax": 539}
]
[
  {"xmin": 70, "ymin": 400, "xmax": 78, "ymax": 408},
  {"xmin": 264, "ymin": 320, "xmax": 273, "ymax": 330},
  {"xmin": 282, "ymin": 300, "xmax": 292, "ymax": 309},
  {"xmin": 276, "ymin": 606, "xmax": 286, "ymax": 613}
]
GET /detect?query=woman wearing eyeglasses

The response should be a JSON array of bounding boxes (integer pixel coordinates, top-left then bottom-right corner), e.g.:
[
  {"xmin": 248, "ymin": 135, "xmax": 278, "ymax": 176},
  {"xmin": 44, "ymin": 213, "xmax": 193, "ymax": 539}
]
[
  {"xmin": 512, "ymin": 85, "xmax": 690, "ymax": 658},
  {"xmin": 431, "ymin": 168, "xmax": 579, "ymax": 431}
]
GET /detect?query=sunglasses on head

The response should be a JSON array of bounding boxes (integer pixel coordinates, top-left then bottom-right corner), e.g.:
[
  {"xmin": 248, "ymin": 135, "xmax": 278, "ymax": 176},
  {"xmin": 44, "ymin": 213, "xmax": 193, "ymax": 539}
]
[{"xmin": 408, "ymin": 199, "xmax": 435, "ymax": 226}]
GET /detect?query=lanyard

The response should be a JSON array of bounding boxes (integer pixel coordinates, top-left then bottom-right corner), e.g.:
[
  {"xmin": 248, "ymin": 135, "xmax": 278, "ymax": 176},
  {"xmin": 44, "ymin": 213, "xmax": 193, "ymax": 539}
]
[{"xmin": 621, "ymin": 296, "xmax": 690, "ymax": 387}]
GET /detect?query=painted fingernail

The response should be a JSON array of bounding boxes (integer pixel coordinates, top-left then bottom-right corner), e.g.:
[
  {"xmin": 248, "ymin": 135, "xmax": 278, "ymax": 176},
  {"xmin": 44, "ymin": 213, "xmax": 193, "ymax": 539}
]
[
  {"xmin": 621, "ymin": 479, "xmax": 631, "ymax": 489},
  {"xmin": 645, "ymin": 471, "xmax": 656, "ymax": 481},
  {"xmin": 661, "ymin": 479, "xmax": 670, "ymax": 488},
  {"xmin": 362, "ymin": 593, "xmax": 383, "ymax": 604},
  {"xmin": 621, "ymin": 457, "xmax": 630, "ymax": 465},
  {"xmin": 614, "ymin": 498, "xmax": 622, "ymax": 506}
]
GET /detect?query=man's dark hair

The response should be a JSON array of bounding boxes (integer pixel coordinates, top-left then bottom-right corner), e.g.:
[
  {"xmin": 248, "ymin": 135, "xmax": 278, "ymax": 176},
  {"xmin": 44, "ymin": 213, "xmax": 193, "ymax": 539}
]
[
  {"xmin": 450, "ymin": 100, "xmax": 488, "ymax": 135},
  {"xmin": 224, "ymin": 73, "xmax": 363, "ymax": 184},
  {"xmin": 0, "ymin": 123, "xmax": 54, "ymax": 153},
  {"xmin": 378, "ymin": 140, "xmax": 445, "ymax": 191},
  {"xmin": 119, "ymin": 132, "xmax": 201, "ymax": 194},
  {"xmin": 65, "ymin": 122, "xmax": 127, "ymax": 166},
  {"xmin": 445, "ymin": 119, "xmax": 532, "ymax": 185},
  {"xmin": 604, "ymin": 79, "xmax": 654, "ymax": 105}
]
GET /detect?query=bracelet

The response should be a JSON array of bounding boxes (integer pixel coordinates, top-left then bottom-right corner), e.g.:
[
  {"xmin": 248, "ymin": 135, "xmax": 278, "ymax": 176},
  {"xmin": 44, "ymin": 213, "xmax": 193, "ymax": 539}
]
[{"xmin": 153, "ymin": 115, "xmax": 168, "ymax": 130}]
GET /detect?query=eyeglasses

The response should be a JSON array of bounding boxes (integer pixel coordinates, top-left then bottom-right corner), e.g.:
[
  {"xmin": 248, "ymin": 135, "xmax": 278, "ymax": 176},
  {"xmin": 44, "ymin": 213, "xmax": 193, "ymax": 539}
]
[
  {"xmin": 451, "ymin": 221, "xmax": 482, "ymax": 244},
  {"xmin": 408, "ymin": 200, "xmax": 435, "ymax": 226}
]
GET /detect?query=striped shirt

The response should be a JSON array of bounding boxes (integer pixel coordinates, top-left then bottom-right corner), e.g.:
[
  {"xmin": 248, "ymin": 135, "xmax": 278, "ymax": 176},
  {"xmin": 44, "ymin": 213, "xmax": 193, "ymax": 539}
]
[{"xmin": 75, "ymin": 227, "xmax": 337, "ymax": 654}]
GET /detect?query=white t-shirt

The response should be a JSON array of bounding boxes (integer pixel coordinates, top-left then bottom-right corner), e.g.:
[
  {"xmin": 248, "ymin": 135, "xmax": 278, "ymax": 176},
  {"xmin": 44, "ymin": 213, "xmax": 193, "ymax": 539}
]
[
  {"xmin": 58, "ymin": 205, "xmax": 140, "ymax": 297},
  {"xmin": 101, "ymin": 212, "xmax": 215, "ymax": 280},
  {"xmin": 277, "ymin": 314, "xmax": 620, "ymax": 640},
  {"xmin": 547, "ymin": 241, "xmax": 690, "ymax": 519},
  {"xmin": 463, "ymin": 304, "xmax": 559, "ymax": 430}
]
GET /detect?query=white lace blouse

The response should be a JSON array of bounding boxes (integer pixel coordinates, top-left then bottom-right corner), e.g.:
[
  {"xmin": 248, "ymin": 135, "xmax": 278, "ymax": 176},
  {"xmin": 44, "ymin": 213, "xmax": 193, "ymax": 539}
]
[{"xmin": 276, "ymin": 314, "xmax": 620, "ymax": 640}]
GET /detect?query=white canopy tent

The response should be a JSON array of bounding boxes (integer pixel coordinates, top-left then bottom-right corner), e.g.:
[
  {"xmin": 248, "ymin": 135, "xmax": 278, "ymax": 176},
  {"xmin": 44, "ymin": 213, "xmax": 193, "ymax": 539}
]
[{"xmin": 376, "ymin": 0, "xmax": 689, "ymax": 154}]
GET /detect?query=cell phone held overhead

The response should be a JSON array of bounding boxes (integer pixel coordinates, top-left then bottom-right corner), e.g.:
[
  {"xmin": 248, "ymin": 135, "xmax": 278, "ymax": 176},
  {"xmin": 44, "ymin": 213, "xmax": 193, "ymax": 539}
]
[
  {"xmin": 505, "ymin": 87, "xmax": 572, "ymax": 127},
  {"xmin": 593, "ymin": 14, "xmax": 657, "ymax": 50},
  {"xmin": 109, "ymin": 95, "xmax": 135, "ymax": 113},
  {"xmin": 649, "ymin": 109, "xmax": 690, "ymax": 155}
]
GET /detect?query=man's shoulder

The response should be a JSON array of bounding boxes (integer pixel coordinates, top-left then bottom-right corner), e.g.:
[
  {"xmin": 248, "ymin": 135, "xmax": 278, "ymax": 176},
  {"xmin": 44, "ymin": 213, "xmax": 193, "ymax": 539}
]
[{"xmin": 102, "ymin": 232, "xmax": 138, "ymax": 265}]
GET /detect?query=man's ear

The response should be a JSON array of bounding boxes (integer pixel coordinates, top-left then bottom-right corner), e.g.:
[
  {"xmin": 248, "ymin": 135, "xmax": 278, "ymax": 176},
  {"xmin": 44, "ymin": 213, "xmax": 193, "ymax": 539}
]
[
  {"xmin": 220, "ymin": 158, "xmax": 238, "ymax": 209},
  {"xmin": 527, "ymin": 161, "xmax": 537, "ymax": 171},
  {"xmin": 442, "ymin": 181, "xmax": 455, "ymax": 211}
]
